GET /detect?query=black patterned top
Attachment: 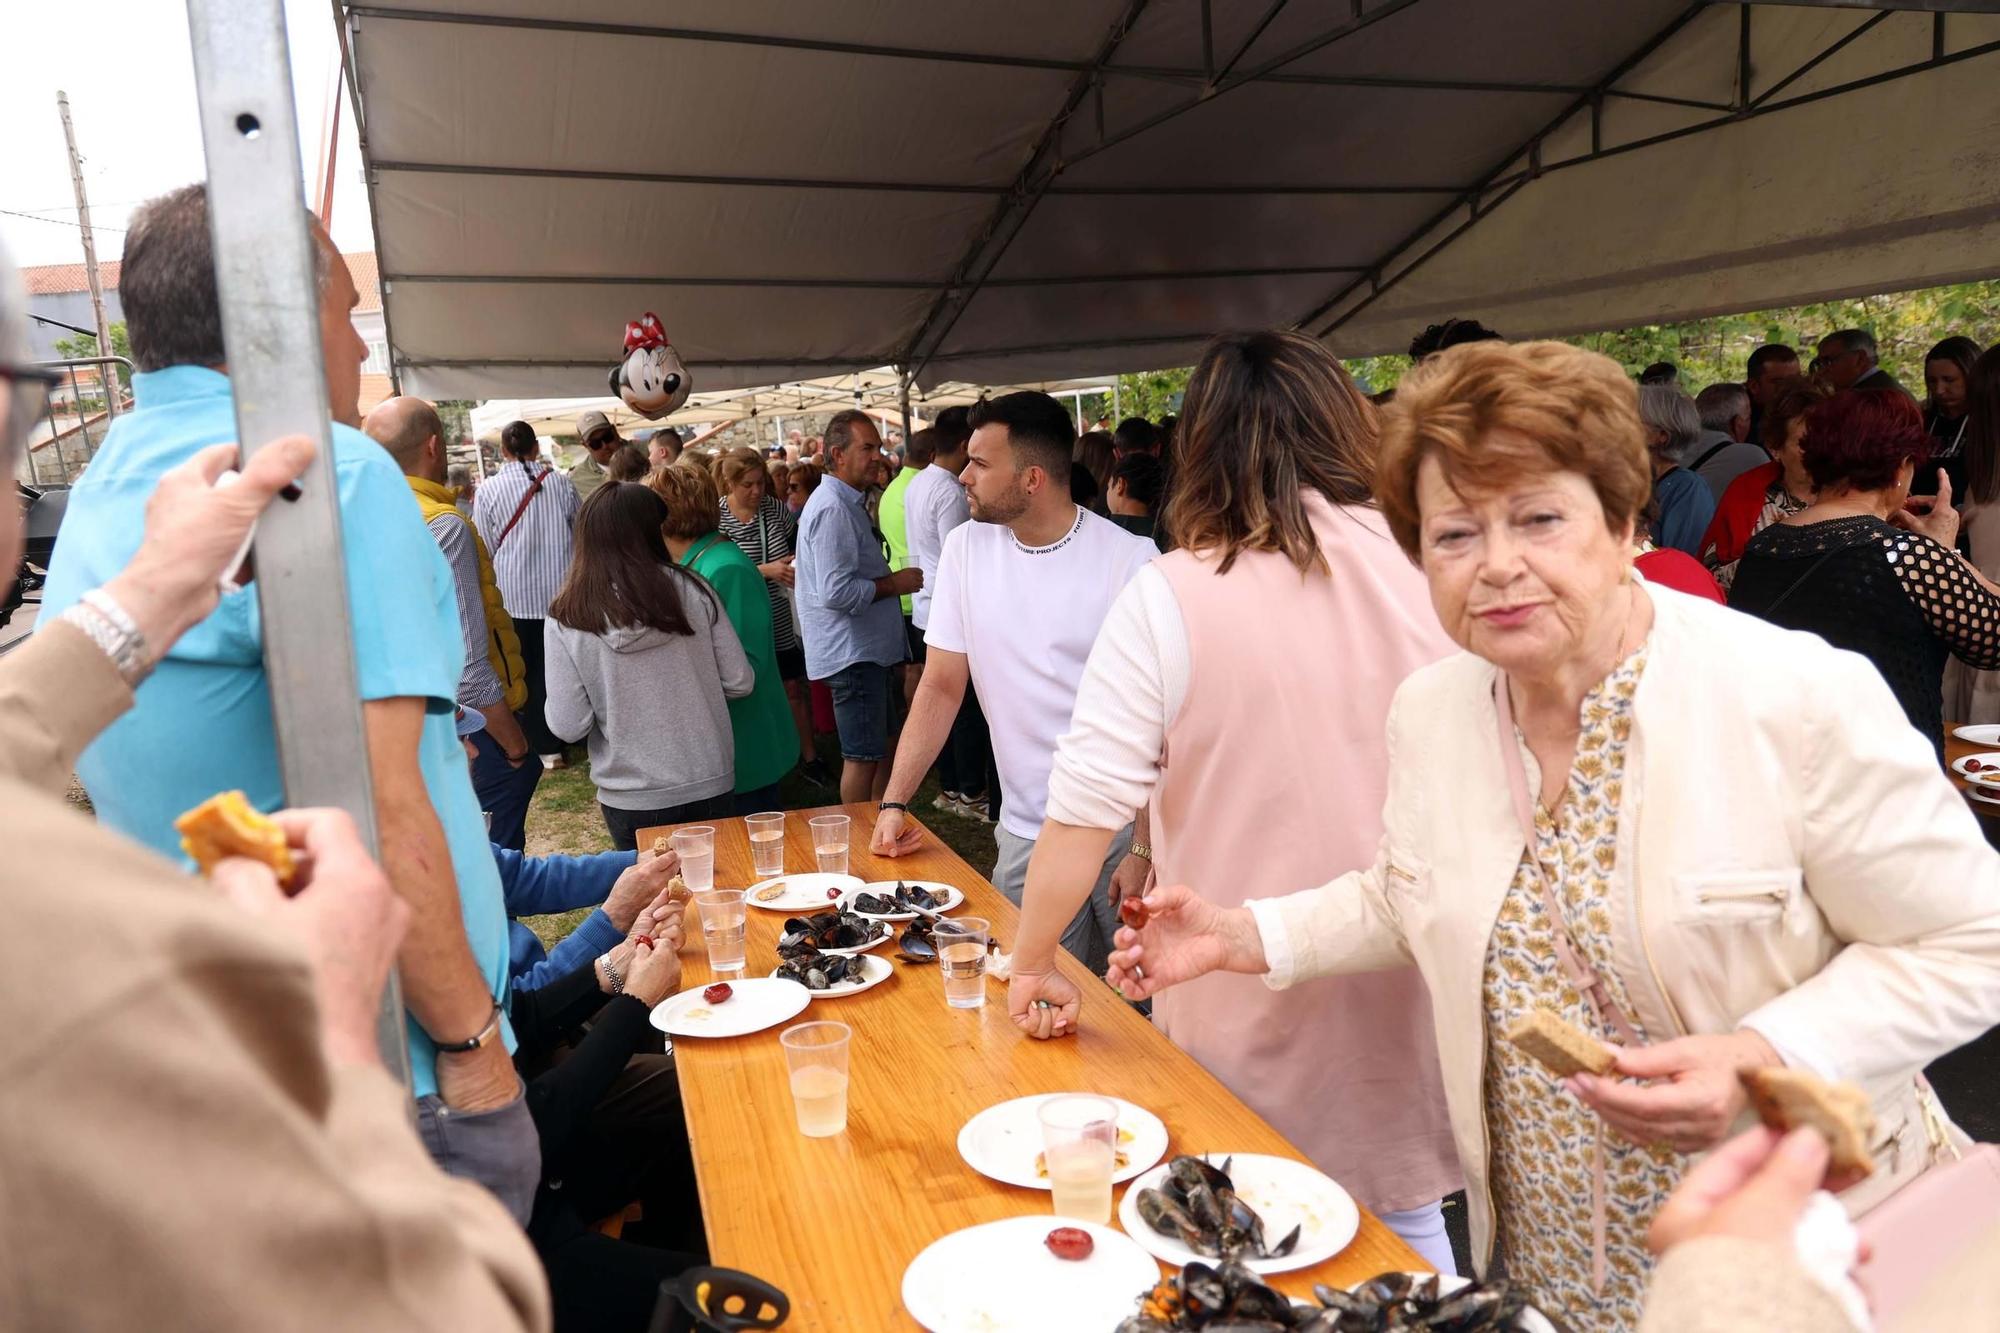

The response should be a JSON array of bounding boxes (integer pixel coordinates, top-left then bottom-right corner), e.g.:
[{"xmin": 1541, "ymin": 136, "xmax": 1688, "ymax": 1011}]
[
  {"xmin": 717, "ymin": 494, "xmax": 799, "ymax": 651},
  {"xmin": 1728, "ymin": 514, "xmax": 2000, "ymax": 751}
]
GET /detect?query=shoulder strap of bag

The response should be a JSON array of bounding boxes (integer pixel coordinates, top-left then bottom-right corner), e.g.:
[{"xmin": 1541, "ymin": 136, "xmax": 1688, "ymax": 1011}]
[
  {"xmin": 1493, "ymin": 674, "xmax": 1644, "ymax": 1050},
  {"xmin": 1762, "ymin": 534, "xmax": 1865, "ymax": 618},
  {"xmin": 1688, "ymin": 440, "xmax": 1733, "ymax": 473},
  {"xmin": 493, "ymin": 465, "xmax": 549, "ymax": 554}
]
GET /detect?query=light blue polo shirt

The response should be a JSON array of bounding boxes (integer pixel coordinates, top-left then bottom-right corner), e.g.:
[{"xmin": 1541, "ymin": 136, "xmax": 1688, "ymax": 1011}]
[{"xmin": 41, "ymin": 366, "xmax": 515, "ymax": 1096}]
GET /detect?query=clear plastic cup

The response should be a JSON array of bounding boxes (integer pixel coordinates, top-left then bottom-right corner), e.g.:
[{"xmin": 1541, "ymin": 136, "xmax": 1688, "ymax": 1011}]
[
  {"xmin": 694, "ymin": 888, "xmax": 747, "ymax": 977},
  {"xmin": 672, "ymin": 825, "xmax": 717, "ymax": 893},
  {"xmin": 936, "ymin": 916, "xmax": 990, "ymax": 1009},
  {"xmin": 780, "ymin": 1020, "xmax": 852, "ymax": 1137},
  {"xmin": 1038, "ymin": 1094, "xmax": 1118, "ymax": 1223},
  {"xmin": 745, "ymin": 812, "xmax": 786, "ymax": 879},
  {"xmin": 809, "ymin": 814, "xmax": 850, "ymax": 876}
]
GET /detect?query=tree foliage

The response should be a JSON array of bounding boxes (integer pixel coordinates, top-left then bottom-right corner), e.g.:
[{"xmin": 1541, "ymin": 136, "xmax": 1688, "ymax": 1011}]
[{"xmin": 52, "ymin": 319, "xmax": 133, "ymax": 391}]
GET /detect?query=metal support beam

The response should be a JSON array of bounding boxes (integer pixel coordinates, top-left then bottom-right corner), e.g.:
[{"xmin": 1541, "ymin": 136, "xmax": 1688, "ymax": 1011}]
[
  {"xmin": 336, "ymin": 2, "xmax": 405, "ymax": 394},
  {"xmin": 1296, "ymin": 2, "xmax": 1710, "ymax": 336},
  {"xmin": 896, "ymin": 0, "xmax": 1158, "ymax": 383},
  {"xmin": 1200, "ymin": 0, "xmax": 1214, "ymax": 82},
  {"xmin": 380, "ymin": 262, "xmax": 1369, "ymax": 290},
  {"xmin": 1214, "ymin": 0, "xmax": 1291, "ymax": 85},
  {"xmin": 1738, "ymin": 3, "xmax": 1753, "ymax": 109},
  {"xmin": 186, "ymin": 0, "xmax": 410, "ymax": 1082},
  {"xmin": 1749, "ymin": 9, "xmax": 1893, "ymax": 106}
]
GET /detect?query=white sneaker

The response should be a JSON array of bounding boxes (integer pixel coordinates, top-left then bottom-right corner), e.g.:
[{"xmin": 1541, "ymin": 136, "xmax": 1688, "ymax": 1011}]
[
  {"xmin": 954, "ymin": 795, "xmax": 994, "ymax": 823},
  {"xmin": 933, "ymin": 791, "xmax": 963, "ymax": 812}
]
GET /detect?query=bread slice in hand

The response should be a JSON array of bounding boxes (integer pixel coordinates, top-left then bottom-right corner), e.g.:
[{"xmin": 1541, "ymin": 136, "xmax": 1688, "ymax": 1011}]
[
  {"xmin": 1503, "ymin": 1008, "xmax": 1617, "ymax": 1078},
  {"xmin": 1739, "ymin": 1066, "xmax": 1877, "ymax": 1179}
]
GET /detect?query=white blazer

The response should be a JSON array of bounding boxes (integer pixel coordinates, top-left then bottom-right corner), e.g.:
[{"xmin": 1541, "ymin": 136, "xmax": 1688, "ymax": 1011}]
[{"xmin": 1251, "ymin": 585, "xmax": 2000, "ymax": 1267}]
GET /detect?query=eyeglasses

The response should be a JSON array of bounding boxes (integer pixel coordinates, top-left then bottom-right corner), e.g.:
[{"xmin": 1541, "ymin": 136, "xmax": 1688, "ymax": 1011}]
[
  {"xmin": 0, "ymin": 362, "xmax": 63, "ymax": 461},
  {"xmin": 1808, "ymin": 348, "xmax": 1861, "ymax": 373}
]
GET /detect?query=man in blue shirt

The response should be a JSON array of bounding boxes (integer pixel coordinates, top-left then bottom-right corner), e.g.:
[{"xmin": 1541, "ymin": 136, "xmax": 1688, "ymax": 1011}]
[
  {"xmin": 792, "ymin": 409, "xmax": 922, "ymax": 802},
  {"xmin": 40, "ymin": 185, "xmax": 537, "ymax": 1221}
]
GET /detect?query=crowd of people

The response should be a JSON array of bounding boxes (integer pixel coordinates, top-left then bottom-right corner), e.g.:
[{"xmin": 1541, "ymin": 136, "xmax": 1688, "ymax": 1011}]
[{"xmin": 5, "ymin": 179, "xmax": 2000, "ymax": 1333}]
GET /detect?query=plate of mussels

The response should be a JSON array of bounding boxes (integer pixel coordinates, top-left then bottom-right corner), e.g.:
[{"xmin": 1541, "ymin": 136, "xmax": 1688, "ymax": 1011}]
[
  {"xmin": 850, "ymin": 879, "xmax": 964, "ymax": 920},
  {"xmin": 1113, "ymin": 1264, "xmax": 1565, "ymax": 1332},
  {"xmin": 768, "ymin": 951, "xmax": 893, "ymax": 998},
  {"xmin": 1119, "ymin": 1153, "xmax": 1358, "ymax": 1276},
  {"xmin": 746, "ymin": 872, "xmax": 864, "ymax": 912},
  {"xmin": 776, "ymin": 908, "xmax": 894, "ymax": 957}
]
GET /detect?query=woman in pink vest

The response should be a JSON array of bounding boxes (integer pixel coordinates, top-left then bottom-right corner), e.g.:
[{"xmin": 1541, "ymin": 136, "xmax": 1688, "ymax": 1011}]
[{"xmin": 1006, "ymin": 329, "xmax": 1462, "ymax": 1268}]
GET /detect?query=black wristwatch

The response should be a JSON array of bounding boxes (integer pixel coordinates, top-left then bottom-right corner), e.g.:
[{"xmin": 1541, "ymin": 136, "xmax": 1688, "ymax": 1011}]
[
  {"xmin": 878, "ymin": 801, "xmax": 909, "ymax": 813},
  {"xmin": 435, "ymin": 1002, "xmax": 503, "ymax": 1054}
]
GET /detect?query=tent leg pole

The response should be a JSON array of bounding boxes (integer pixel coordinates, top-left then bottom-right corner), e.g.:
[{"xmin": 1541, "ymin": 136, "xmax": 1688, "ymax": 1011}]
[
  {"xmin": 185, "ymin": 0, "xmax": 412, "ymax": 1087},
  {"xmin": 898, "ymin": 379, "xmax": 913, "ymax": 451}
]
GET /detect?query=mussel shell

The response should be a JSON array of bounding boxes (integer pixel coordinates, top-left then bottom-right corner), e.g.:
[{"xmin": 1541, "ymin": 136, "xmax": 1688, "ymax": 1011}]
[
  {"xmin": 895, "ymin": 922, "xmax": 937, "ymax": 962},
  {"xmin": 1176, "ymin": 1262, "xmax": 1229, "ymax": 1320},
  {"xmin": 851, "ymin": 892, "xmax": 896, "ymax": 914}
]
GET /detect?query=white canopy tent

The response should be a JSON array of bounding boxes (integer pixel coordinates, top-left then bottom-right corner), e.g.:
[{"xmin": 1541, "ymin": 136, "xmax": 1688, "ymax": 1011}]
[{"xmin": 334, "ymin": 1, "xmax": 2000, "ymax": 399}]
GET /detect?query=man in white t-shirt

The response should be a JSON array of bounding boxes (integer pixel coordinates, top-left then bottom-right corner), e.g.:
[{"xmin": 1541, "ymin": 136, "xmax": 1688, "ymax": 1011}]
[{"xmin": 872, "ymin": 391, "xmax": 1156, "ymax": 971}]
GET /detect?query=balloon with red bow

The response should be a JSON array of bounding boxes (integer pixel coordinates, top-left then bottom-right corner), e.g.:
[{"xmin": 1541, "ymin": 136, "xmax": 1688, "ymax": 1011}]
[{"xmin": 610, "ymin": 312, "xmax": 692, "ymax": 419}]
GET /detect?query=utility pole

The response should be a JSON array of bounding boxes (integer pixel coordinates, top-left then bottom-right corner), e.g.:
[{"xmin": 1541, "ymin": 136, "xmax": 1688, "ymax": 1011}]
[{"xmin": 56, "ymin": 90, "xmax": 117, "ymax": 425}]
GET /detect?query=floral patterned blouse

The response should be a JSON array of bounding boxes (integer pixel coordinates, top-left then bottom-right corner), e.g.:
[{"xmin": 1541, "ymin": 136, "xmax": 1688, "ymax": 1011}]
[{"xmin": 1482, "ymin": 646, "xmax": 1684, "ymax": 1333}]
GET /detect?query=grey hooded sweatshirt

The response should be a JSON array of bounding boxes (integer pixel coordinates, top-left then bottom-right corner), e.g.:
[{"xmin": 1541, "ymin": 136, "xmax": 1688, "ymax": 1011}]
[{"xmin": 543, "ymin": 580, "xmax": 755, "ymax": 810}]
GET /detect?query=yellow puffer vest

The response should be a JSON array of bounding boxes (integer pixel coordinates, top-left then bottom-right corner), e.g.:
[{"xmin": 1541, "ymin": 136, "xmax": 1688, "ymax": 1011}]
[{"xmin": 407, "ymin": 475, "xmax": 528, "ymax": 713}]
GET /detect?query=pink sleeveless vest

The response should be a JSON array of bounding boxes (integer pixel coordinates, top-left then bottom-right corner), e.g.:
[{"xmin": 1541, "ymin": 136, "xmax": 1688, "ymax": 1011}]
[{"xmin": 1151, "ymin": 496, "xmax": 1461, "ymax": 1213}]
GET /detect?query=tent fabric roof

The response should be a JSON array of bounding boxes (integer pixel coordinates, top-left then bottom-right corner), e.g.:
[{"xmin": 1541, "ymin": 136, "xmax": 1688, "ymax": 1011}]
[{"xmin": 338, "ymin": 1, "xmax": 2000, "ymax": 400}]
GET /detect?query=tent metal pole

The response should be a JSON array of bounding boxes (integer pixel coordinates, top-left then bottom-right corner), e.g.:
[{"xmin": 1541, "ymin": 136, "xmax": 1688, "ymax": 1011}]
[
  {"xmin": 898, "ymin": 377, "xmax": 913, "ymax": 452},
  {"xmin": 185, "ymin": 0, "xmax": 412, "ymax": 1084},
  {"xmin": 381, "ymin": 263, "xmax": 1372, "ymax": 290}
]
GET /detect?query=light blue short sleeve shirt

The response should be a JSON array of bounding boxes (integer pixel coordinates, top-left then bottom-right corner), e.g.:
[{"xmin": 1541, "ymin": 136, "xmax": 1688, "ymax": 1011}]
[{"xmin": 40, "ymin": 366, "xmax": 515, "ymax": 1095}]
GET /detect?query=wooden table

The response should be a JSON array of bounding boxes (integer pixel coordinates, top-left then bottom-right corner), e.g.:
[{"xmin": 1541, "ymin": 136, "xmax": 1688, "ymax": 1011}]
[
  {"xmin": 1944, "ymin": 722, "xmax": 2000, "ymax": 820},
  {"xmin": 638, "ymin": 803, "xmax": 1425, "ymax": 1330}
]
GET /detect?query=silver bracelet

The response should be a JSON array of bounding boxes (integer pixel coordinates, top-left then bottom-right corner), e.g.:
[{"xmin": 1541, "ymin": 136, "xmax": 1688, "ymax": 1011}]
[
  {"xmin": 59, "ymin": 589, "xmax": 153, "ymax": 687},
  {"xmin": 600, "ymin": 953, "xmax": 626, "ymax": 995}
]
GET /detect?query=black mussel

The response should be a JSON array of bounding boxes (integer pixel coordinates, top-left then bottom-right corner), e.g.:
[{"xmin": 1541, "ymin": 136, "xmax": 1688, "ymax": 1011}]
[
  {"xmin": 1215, "ymin": 1262, "xmax": 1296, "ymax": 1325},
  {"xmin": 901, "ymin": 881, "xmax": 941, "ymax": 909},
  {"xmin": 1137, "ymin": 1188, "xmax": 1213, "ymax": 1253},
  {"xmin": 851, "ymin": 892, "xmax": 896, "ymax": 914},
  {"xmin": 894, "ymin": 922, "xmax": 937, "ymax": 963},
  {"xmin": 1359, "ymin": 1273, "xmax": 1416, "ymax": 1306},
  {"xmin": 1263, "ymin": 1222, "xmax": 1302, "ymax": 1259},
  {"xmin": 1170, "ymin": 1153, "xmax": 1236, "ymax": 1197},
  {"xmin": 1222, "ymin": 1191, "xmax": 1268, "ymax": 1257},
  {"xmin": 1312, "ymin": 1285, "xmax": 1371, "ymax": 1315},
  {"xmin": 1176, "ymin": 1262, "xmax": 1230, "ymax": 1321},
  {"xmin": 782, "ymin": 916, "xmax": 814, "ymax": 936}
]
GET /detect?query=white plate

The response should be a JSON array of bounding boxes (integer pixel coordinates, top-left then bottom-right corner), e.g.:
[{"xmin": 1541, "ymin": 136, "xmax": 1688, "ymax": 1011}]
[
  {"xmin": 1950, "ymin": 751, "xmax": 2000, "ymax": 778},
  {"xmin": 1971, "ymin": 786, "xmax": 2000, "ymax": 807},
  {"xmin": 1118, "ymin": 1152, "xmax": 1359, "ymax": 1276},
  {"xmin": 957, "ymin": 1094, "xmax": 1169, "ymax": 1190},
  {"xmin": 901, "ymin": 1216, "xmax": 1158, "ymax": 1333},
  {"xmin": 745, "ymin": 873, "xmax": 864, "ymax": 912},
  {"xmin": 1954, "ymin": 724, "xmax": 2000, "ymax": 746},
  {"xmin": 767, "ymin": 952, "xmax": 893, "ymax": 999},
  {"xmin": 649, "ymin": 977, "xmax": 810, "ymax": 1039},
  {"xmin": 849, "ymin": 879, "xmax": 966, "ymax": 921}
]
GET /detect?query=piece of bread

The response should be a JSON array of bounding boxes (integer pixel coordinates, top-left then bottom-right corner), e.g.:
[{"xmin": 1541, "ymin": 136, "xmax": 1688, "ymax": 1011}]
[
  {"xmin": 650, "ymin": 834, "xmax": 673, "ymax": 857},
  {"xmin": 175, "ymin": 790, "xmax": 295, "ymax": 886},
  {"xmin": 1504, "ymin": 1008, "xmax": 1617, "ymax": 1078},
  {"xmin": 1740, "ymin": 1067, "xmax": 1877, "ymax": 1179}
]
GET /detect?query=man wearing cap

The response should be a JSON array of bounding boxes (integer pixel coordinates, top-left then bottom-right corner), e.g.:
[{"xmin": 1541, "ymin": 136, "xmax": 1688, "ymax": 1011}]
[{"xmin": 571, "ymin": 410, "xmax": 624, "ymax": 502}]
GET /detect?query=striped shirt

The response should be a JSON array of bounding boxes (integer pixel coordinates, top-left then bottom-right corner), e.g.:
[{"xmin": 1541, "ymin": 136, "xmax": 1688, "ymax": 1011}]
[
  {"xmin": 472, "ymin": 459, "xmax": 582, "ymax": 620},
  {"xmin": 717, "ymin": 494, "xmax": 799, "ymax": 651}
]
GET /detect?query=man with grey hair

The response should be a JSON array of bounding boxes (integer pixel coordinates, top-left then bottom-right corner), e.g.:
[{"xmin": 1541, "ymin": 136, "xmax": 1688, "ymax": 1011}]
[
  {"xmin": 794, "ymin": 407, "xmax": 922, "ymax": 802},
  {"xmin": 1814, "ymin": 328, "xmax": 1912, "ymax": 397},
  {"xmin": 1636, "ymin": 383, "xmax": 1716, "ymax": 556},
  {"xmin": 1689, "ymin": 381, "xmax": 1767, "ymax": 500},
  {"xmin": 367, "ymin": 395, "xmax": 540, "ymax": 849},
  {"xmin": 40, "ymin": 185, "xmax": 540, "ymax": 1220}
]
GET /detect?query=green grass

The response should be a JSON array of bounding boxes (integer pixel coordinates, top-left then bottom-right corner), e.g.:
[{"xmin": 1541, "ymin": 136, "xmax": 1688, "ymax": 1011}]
[{"xmin": 517, "ymin": 738, "xmax": 1000, "ymax": 950}]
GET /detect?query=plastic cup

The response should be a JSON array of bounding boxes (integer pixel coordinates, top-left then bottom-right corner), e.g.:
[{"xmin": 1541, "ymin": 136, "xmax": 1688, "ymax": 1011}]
[
  {"xmin": 780, "ymin": 1020, "xmax": 852, "ymax": 1137},
  {"xmin": 694, "ymin": 888, "xmax": 747, "ymax": 977},
  {"xmin": 672, "ymin": 825, "xmax": 717, "ymax": 893},
  {"xmin": 809, "ymin": 814, "xmax": 850, "ymax": 877},
  {"xmin": 1038, "ymin": 1094, "xmax": 1118, "ymax": 1224},
  {"xmin": 745, "ymin": 812, "xmax": 786, "ymax": 879},
  {"xmin": 936, "ymin": 916, "xmax": 990, "ymax": 1010}
]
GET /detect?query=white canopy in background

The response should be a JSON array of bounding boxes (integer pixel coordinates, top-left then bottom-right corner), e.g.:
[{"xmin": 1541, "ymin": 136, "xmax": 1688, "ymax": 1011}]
[
  {"xmin": 334, "ymin": 0, "xmax": 2000, "ymax": 399},
  {"xmin": 464, "ymin": 369, "xmax": 1118, "ymax": 442}
]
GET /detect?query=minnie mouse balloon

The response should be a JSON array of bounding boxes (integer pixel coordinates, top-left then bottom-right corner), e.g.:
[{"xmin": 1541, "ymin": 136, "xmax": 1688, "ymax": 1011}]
[{"xmin": 610, "ymin": 312, "xmax": 691, "ymax": 419}]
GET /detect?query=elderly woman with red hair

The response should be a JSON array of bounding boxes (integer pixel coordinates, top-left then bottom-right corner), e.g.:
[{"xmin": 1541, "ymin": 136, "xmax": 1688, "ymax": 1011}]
[
  {"xmin": 1096, "ymin": 343, "xmax": 2000, "ymax": 1332},
  {"xmin": 1729, "ymin": 388, "xmax": 2000, "ymax": 753}
]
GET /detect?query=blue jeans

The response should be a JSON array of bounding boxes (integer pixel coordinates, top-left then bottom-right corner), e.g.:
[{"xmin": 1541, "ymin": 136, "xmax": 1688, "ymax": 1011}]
[
  {"xmin": 824, "ymin": 660, "xmax": 892, "ymax": 763},
  {"xmin": 470, "ymin": 725, "xmax": 543, "ymax": 851}
]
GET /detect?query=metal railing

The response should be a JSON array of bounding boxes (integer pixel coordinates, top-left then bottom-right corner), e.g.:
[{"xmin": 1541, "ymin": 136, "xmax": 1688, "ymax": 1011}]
[{"xmin": 22, "ymin": 355, "xmax": 135, "ymax": 486}]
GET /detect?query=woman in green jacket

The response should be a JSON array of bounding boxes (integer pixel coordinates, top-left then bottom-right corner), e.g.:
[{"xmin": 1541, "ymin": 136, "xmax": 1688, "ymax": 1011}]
[{"xmin": 648, "ymin": 463, "xmax": 801, "ymax": 812}]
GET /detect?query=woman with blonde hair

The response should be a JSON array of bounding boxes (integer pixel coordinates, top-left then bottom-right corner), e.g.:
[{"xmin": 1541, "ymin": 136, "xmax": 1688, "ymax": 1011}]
[
  {"xmin": 650, "ymin": 462, "xmax": 800, "ymax": 811},
  {"xmin": 1009, "ymin": 328, "xmax": 1462, "ymax": 1268},
  {"xmin": 1091, "ymin": 340, "xmax": 2000, "ymax": 1331},
  {"xmin": 713, "ymin": 445, "xmax": 820, "ymax": 780}
]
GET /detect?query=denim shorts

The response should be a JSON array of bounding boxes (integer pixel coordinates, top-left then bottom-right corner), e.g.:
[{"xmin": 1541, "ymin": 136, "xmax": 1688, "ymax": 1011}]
[{"xmin": 824, "ymin": 660, "xmax": 892, "ymax": 762}]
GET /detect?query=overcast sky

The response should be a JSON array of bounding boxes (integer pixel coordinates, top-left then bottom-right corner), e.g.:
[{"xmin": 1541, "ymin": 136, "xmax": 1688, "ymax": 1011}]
[{"xmin": 2, "ymin": 0, "xmax": 375, "ymax": 270}]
